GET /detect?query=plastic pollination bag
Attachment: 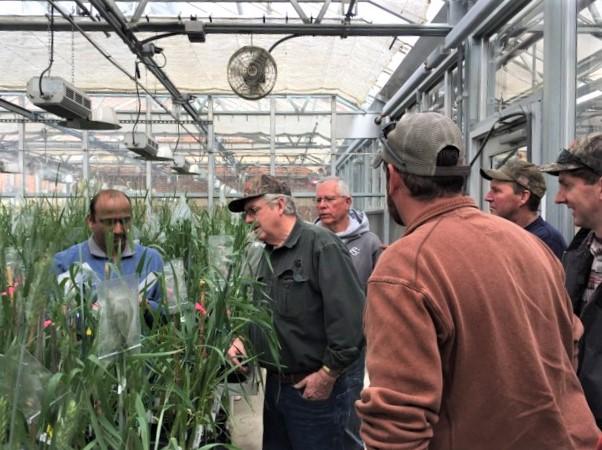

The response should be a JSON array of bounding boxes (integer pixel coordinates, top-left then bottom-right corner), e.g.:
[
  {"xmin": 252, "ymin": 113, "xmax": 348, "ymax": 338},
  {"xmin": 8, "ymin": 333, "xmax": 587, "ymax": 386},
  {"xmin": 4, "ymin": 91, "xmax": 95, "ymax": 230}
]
[
  {"xmin": 96, "ymin": 274, "xmax": 141, "ymax": 361},
  {"xmin": 0, "ymin": 346, "xmax": 51, "ymax": 423},
  {"xmin": 170, "ymin": 193, "xmax": 192, "ymax": 226},
  {"xmin": 207, "ymin": 235, "xmax": 234, "ymax": 288},
  {"xmin": 163, "ymin": 258, "xmax": 188, "ymax": 314}
]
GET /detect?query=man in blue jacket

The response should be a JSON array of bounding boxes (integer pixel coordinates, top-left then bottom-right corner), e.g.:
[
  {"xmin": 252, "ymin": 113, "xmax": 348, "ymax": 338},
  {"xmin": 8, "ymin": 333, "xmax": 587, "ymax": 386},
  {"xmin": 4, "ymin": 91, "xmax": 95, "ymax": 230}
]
[
  {"xmin": 481, "ymin": 158, "xmax": 566, "ymax": 259},
  {"xmin": 54, "ymin": 189, "xmax": 164, "ymax": 309}
]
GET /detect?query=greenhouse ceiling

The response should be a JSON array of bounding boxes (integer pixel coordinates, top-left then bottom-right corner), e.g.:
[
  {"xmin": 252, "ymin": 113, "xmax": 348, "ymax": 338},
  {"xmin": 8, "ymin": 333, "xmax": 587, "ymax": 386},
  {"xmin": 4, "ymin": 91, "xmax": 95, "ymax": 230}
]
[{"xmin": 0, "ymin": 0, "xmax": 446, "ymax": 190}]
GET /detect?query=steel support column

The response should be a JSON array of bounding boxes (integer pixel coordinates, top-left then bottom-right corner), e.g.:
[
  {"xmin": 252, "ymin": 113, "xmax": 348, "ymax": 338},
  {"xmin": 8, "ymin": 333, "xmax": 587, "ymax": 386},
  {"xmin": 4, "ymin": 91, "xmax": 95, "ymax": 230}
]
[
  {"xmin": 145, "ymin": 94, "xmax": 152, "ymax": 207},
  {"xmin": 207, "ymin": 95, "xmax": 215, "ymax": 210},
  {"xmin": 18, "ymin": 95, "xmax": 26, "ymax": 197},
  {"xmin": 543, "ymin": 0, "xmax": 577, "ymax": 240},
  {"xmin": 270, "ymin": 97, "xmax": 276, "ymax": 176},
  {"xmin": 82, "ymin": 130, "xmax": 90, "ymax": 199},
  {"xmin": 330, "ymin": 95, "xmax": 336, "ymax": 175}
]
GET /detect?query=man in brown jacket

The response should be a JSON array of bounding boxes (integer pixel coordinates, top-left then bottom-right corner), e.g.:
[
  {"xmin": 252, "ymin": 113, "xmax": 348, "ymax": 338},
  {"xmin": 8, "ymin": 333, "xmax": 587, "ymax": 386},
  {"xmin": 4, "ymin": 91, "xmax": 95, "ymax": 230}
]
[{"xmin": 356, "ymin": 112, "xmax": 598, "ymax": 450}]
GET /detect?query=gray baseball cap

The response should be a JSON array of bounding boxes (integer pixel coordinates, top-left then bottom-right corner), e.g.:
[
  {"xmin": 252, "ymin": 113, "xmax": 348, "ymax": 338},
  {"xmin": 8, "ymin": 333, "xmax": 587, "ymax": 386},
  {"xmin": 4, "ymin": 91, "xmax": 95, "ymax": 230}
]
[
  {"xmin": 480, "ymin": 158, "xmax": 547, "ymax": 198},
  {"xmin": 372, "ymin": 112, "xmax": 470, "ymax": 177}
]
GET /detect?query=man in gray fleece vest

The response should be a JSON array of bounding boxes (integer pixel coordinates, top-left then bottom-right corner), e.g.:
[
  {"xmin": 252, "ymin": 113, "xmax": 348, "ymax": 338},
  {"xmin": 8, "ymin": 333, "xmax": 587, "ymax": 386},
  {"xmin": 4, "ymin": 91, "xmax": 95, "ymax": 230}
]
[{"xmin": 315, "ymin": 176, "xmax": 383, "ymax": 450}]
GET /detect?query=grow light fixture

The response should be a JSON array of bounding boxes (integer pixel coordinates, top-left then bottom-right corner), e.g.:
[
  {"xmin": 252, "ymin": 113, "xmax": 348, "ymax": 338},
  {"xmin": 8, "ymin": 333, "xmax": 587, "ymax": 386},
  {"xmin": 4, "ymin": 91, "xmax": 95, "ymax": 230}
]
[
  {"xmin": 26, "ymin": 76, "xmax": 92, "ymax": 120},
  {"xmin": 125, "ymin": 132, "xmax": 157, "ymax": 159},
  {"xmin": 171, "ymin": 155, "xmax": 196, "ymax": 175},
  {"xmin": 0, "ymin": 160, "xmax": 20, "ymax": 173},
  {"xmin": 61, "ymin": 106, "xmax": 121, "ymax": 130},
  {"xmin": 125, "ymin": 135, "xmax": 173, "ymax": 161}
]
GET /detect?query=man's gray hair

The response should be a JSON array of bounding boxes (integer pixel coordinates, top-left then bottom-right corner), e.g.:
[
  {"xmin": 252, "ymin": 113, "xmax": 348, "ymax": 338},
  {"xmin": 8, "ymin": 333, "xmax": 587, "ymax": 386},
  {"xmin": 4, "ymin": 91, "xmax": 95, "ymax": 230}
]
[
  {"xmin": 317, "ymin": 176, "xmax": 351, "ymax": 197},
  {"xmin": 264, "ymin": 193, "xmax": 297, "ymax": 215}
]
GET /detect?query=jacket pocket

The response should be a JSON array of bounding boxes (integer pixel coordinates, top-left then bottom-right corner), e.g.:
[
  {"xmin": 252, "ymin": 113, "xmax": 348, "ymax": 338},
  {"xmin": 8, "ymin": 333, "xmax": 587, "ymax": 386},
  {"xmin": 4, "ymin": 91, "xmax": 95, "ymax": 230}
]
[{"xmin": 274, "ymin": 259, "xmax": 309, "ymax": 318}]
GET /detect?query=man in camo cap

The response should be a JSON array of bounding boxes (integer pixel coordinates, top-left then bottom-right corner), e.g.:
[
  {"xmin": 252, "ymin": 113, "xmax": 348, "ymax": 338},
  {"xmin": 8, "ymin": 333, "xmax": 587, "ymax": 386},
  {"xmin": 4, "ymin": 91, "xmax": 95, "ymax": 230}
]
[
  {"xmin": 539, "ymin": 133, "xmax": 602, "ymax": 427},
  {"xmin": 227, "ymin": 174, "xmax": 365, "ymax": 450},
  {"xmin": 480, "ymin": 158, "xmax": 566, "ymax": 258},
  {"xmin": 356, "ymin": 112, "xmax": 597, "ymax": 450}
]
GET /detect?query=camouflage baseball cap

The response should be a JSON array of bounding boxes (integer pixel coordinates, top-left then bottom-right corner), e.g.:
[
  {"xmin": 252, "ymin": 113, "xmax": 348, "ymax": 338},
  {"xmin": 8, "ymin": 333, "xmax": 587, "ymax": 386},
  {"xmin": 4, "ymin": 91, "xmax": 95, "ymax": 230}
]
[
  {"xmin": 480, "ymin": 158, "xmax": 546, "ymax": 198},
  {"xmin": 539, "ymin": 133, "xmax": 602, "ymax": 176},
  {"xmin": 228, "ymin": 174, "xmax": 291, "ymax": 212},
  {"xmin": 372, "ymin": 112, "xmax": 470, "ymax": 177}
]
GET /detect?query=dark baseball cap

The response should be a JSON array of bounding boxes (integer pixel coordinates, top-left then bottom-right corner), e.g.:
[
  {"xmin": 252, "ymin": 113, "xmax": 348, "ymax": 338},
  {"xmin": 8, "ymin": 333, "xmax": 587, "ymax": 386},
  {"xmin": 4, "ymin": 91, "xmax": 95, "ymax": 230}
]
[
  {"xmin": 228, "ymin": 174, "xmax": 292, "ymax": 212},
  {"xmin": 539, "ymin": 133, "xmax": 602, "ymax": 176},
  {"xmin": 480, "ymin": 158, "xmax": 546, "ymax": 198},
  {"xmin": 372, "ymin": 112, "xmax": 470, "ymax": 177}
]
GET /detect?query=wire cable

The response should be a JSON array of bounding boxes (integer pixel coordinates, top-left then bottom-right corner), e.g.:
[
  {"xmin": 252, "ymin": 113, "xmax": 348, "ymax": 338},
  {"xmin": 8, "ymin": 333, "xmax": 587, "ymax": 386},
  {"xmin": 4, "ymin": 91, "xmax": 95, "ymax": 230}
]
[
  {"xmin": 132, "ymin": 61, "xmax": 142, "ymax": 145},
  {"xmin": 45, "ymin": 0, "xmax": 204, "ymax": 148},
  {"xmin": 38, "ymin": 4, "xmax": 56, "ymax": 97}
]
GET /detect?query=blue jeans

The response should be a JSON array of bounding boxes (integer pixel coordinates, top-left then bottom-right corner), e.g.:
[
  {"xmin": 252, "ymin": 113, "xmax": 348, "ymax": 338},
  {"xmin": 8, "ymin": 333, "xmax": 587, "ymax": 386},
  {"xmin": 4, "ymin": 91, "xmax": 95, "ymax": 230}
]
[
  {"xmin": 341, "ymin": 352, "xmax": 365, "ymax": 450},
  {"xmin": 262, "ymin": 372, "xmax": 350, "ymax": 450}
]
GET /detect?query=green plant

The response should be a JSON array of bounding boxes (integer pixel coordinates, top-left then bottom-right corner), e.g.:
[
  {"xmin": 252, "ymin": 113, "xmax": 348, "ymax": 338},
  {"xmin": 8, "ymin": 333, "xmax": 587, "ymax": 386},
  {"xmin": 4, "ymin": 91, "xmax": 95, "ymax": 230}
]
[{"xmin": 0, "ymin": 195, "xmax": 277, "ymax": 449}]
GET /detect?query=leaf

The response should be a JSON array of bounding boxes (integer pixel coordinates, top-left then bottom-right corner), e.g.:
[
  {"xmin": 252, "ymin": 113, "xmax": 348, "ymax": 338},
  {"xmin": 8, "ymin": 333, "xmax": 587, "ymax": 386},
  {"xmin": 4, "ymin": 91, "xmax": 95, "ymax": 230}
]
[{"xmin": 135, "ymin": 394, "xmax": 150, "ymax": 450}]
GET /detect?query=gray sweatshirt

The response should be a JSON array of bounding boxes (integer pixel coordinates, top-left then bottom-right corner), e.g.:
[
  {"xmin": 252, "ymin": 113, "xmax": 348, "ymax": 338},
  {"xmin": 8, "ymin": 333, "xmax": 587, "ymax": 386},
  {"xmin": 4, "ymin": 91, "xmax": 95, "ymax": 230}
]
[{"xmin": 316, "ymin": 208, "xmax": 383, "ymax": 291}]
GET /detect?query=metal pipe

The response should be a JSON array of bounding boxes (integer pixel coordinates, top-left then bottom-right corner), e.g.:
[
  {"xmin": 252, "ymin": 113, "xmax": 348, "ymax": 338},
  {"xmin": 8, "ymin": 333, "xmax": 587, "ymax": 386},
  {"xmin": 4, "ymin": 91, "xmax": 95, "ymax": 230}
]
[
  {"xmin": 345, "ymin": 0, "xmax": 358, "ymax": 20},
  {"xmin": 448, "ymin": 0, "xmax": 468, "ymax": 26},
  {"xmin": 0, "ymin": 17, "xmax": 451, "ymax": 36},
  {"xmin": 381, "ymin": 0, "xmax": 532, "ymax": 120},
  {"xmin": 381, "ymin": 65, "xmax": 429, "ymax": 118},
  {"xmin": 444, "ymin": 0, "xmax": 502, "ymax": 49}
]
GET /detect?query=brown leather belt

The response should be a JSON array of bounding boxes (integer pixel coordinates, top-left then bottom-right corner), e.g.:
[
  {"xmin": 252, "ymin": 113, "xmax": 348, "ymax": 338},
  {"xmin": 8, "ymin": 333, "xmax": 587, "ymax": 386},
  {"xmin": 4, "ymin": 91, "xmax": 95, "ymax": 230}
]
[{"xmin": 267, "ymin": 371, "xmax": 312, "ymax": 384}]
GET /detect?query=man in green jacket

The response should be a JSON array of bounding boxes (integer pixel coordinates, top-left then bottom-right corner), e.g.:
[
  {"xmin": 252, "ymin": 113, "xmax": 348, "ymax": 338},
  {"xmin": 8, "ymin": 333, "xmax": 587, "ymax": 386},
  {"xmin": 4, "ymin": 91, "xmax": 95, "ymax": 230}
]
[{"xmin": 227, "ymin": 174, "xmax": 365, "ymax": 450}]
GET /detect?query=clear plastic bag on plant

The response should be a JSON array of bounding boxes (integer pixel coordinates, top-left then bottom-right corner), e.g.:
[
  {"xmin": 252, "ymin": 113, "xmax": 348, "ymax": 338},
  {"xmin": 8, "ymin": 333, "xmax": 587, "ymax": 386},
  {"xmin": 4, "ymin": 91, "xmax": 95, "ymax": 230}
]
[
  {"xmin": 170, "ymin": 194, "xmax": 192, "ymax": 226},
  {"xmin": 56, "ymin": 261, "xmax": 100, "ymax": 298},
  {"xmin": 163, "ymin": 258, "xmax": 188, "ymax": 314},
  {"xmin": 141, "ymin": 210, "xmax": 166, "ymax": 244},
  {"xmin": 96, "ymin": 274, "xmax": 141, "ymax": 361},
  {"xmin": 3, "ymin": 246, "xmax": 25, "ymax": 287},
  {"xmin": 0, "ymin": 346, "xmax": 51, "ymax": 423},
  {"xmin": 207, "ymin": 235, "xmax": 234, "ymax": 286}
]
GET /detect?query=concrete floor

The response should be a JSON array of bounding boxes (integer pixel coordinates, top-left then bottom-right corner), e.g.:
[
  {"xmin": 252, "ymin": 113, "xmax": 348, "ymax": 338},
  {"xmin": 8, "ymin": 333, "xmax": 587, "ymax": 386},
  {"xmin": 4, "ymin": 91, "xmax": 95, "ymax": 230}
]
[{"xmin": 230, "ymin": 382, "xmax": 264, "ymax": 450}]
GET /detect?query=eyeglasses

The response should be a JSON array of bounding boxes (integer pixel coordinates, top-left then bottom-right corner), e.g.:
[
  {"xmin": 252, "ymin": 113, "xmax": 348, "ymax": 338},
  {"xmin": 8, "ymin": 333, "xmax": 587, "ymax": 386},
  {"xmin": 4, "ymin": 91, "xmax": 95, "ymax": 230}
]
[
  {"xmin": 98, "ymin": 217, "xmax": 131, "ymax": 227},
  {"xmin": 314, "ymin": 195, "xmax": 346, "ymax": 204},
  {"xmin": 243, "ymin": 205, "xmax": 263, "ymax": 218}
]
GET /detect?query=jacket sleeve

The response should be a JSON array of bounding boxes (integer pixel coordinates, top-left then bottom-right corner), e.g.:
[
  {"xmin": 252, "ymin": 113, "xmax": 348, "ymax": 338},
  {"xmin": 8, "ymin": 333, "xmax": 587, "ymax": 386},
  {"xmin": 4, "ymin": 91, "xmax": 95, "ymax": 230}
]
[
  {"xmin": 53, "ymin": 251, "xmax": 68, "ymax": 275},
  {"xmin": 317, "ymin": 241, "xmax": 365, "ymax": 372},
  {"xmin": 356, "ymin": 276, "xmax": 444, "ymax": 450},
  {"xmin": 140, "ymin": 247, "xmax": 165, "ymax": 309}
]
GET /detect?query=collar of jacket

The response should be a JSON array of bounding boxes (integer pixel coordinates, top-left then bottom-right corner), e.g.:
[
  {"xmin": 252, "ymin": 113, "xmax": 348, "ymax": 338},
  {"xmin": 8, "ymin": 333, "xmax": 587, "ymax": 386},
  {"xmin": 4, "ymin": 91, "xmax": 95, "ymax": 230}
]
[
  {"xmin": 567, "ymin": 227, "xmax": 592, "ymax": 252},
  {"xmin": 404, "ymin": 196, "xmax": 478, "ymax": 235},
  {"xmin": 267, "ymin": 217, "xmax": 302, "ymax": 250}
]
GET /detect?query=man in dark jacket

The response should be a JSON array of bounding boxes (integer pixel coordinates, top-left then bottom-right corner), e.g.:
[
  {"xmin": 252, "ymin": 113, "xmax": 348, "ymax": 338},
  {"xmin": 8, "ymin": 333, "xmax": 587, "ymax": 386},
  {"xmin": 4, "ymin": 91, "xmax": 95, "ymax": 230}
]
[
  {"xmin": 226, "ymin": 174, "xmax": 365, "ymax": 450},
  {"xmin": 539, "ymin": 132, "xmax": 602, "ymax": 426}
]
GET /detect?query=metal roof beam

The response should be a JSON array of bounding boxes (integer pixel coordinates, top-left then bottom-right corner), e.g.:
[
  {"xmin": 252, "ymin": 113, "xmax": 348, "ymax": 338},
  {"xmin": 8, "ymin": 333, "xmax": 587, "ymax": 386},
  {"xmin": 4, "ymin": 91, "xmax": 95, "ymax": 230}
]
[
  {"xmin": 315, "ymin": 0, "xmax": 331, "ymax": 24},
  {"xmin": 87, "ymin": 0, "xmax": 235, "ymax": 167},
  {"xmin": 130, "ymin": 0, "xmax": 150, "ymax": 23},
  {"xmin": 289, "ymin": 0, "xmax": 311, "ymax": 24}
]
